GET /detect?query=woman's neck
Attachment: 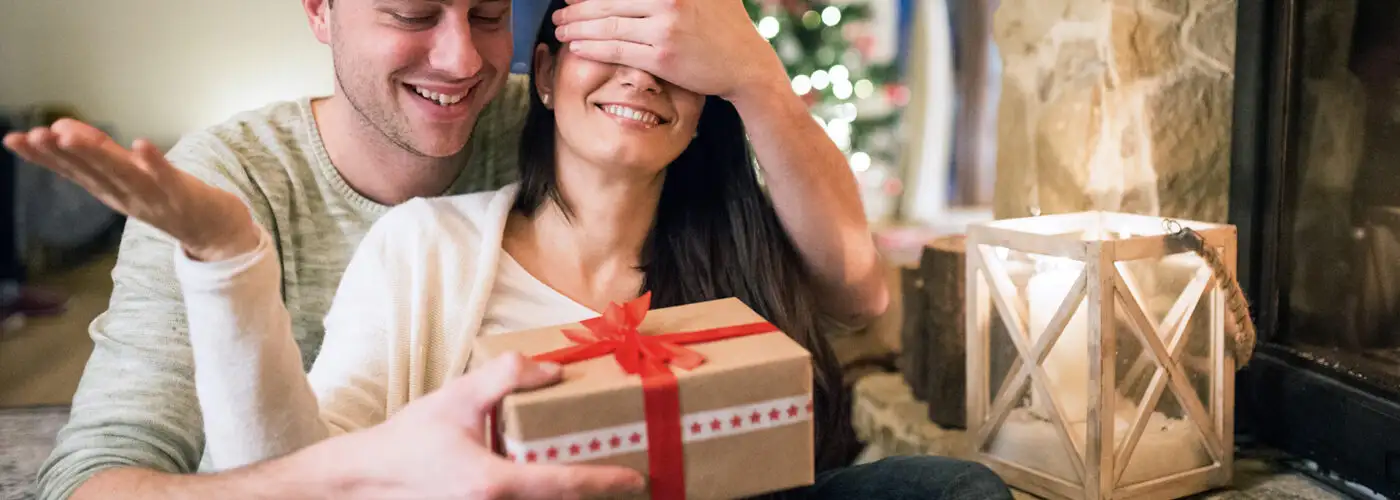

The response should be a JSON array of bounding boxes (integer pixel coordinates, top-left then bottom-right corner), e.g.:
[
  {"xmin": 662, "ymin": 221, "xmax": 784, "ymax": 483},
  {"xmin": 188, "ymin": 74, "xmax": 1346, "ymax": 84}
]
[{"xmin": 506, "ymin": 147, "xmax": 664, "ymax": 311}]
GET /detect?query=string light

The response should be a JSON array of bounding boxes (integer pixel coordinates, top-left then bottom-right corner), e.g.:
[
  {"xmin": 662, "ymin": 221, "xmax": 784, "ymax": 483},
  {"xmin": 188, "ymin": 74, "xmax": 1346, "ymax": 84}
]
[
  {"xmin": 791, "ymin": 74, "xmax": 812, "ymax": 95},
  {"xmin": 826, "ymin": 119, "xmax": 851, "ymax": 151},
  {"xmin": 821, "ymin": 6, "xmax": 841, "ymax": 26},
  {"xmin": 833, "ymin": 79, "xmax": 853, "ymax": 99},
  {"xmin": 838, "ymin": 103, "xmax": 858, "ymax": 121},
  {"xmin": 758, "ymin": 17, "xmax": 780, "ymax": 39},
  {"xmin": 828, "ymin": 64, "xmax": 850, "ymax": 83},
  {"xmin": 854, "ymin": 79, "xmax": 875, "ymax": 99},
  {"xmin": 752, "ymin": 2, "xmax": 897, "ymax": 221},
  {"xmin": 850, "ymin": 152, "xmax": 871, "ymax": 172}
]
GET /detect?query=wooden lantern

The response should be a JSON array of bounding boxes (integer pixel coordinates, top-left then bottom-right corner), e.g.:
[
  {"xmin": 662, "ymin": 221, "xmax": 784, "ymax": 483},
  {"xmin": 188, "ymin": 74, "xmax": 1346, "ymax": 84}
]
[{"xmin": 964, "ymin": 212, "xmax": 1237, "ymax": 500}]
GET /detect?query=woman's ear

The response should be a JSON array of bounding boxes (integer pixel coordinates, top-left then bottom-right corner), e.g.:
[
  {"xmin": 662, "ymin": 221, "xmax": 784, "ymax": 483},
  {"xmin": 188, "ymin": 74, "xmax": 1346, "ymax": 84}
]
[{"xmin": 533, "ymin": 43, "xmax": 558, "ymax": 109}]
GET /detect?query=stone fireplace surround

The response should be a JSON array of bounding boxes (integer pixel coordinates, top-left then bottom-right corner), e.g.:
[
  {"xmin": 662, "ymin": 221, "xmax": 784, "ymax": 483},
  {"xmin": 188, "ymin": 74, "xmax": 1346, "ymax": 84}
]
[{"xmin": 981, "ymin": 0, "xmax": 1400, "ymax": 497}]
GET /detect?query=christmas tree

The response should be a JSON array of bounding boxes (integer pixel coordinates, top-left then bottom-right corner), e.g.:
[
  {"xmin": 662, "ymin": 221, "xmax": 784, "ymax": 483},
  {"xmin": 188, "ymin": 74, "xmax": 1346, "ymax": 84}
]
[{"xmin": 745, "ymin": 0, "xmax": 908, "ymax": 220}]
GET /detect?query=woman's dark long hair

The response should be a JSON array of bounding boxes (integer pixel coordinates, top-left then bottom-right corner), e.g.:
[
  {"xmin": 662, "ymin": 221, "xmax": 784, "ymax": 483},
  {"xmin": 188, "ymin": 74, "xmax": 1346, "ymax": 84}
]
[{"xmin": 513, "ymin": 0, "xmax": 860, "ymax": 473}]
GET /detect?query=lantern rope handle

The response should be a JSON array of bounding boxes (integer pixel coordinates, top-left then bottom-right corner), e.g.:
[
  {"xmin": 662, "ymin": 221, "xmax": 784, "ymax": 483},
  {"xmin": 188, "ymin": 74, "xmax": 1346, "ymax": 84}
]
[{"xmin": 1163, "ymin": 219, "xmax": 1257, "ymax": 369}]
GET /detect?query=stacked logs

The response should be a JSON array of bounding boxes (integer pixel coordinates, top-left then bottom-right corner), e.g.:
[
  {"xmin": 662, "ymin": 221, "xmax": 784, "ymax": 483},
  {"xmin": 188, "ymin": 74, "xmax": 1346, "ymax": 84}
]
[{"xmin": 900, "ymin": 235, "xmax": 970, "ymax": 428}]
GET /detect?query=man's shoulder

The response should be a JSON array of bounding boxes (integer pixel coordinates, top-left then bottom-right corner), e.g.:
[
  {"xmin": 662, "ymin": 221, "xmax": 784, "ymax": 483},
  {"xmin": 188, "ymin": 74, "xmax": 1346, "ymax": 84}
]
[
  {"xmin": 165, "ymin": 98, "xmax": 321, "ymax": 181},
  {"xmin": 476, "ymin": 75, "xmax": 531, "ymax": 142}
]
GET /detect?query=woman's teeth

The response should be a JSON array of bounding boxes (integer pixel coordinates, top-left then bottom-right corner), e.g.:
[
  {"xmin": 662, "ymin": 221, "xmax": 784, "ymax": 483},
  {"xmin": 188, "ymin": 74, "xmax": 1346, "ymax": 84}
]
[
  {"xmin": 602, "ymin": 104, "xmax": 662, "ymax": 125},
  {"xmin": 412, "ymin": 85, "xmax": 466, "ymax": 106}
]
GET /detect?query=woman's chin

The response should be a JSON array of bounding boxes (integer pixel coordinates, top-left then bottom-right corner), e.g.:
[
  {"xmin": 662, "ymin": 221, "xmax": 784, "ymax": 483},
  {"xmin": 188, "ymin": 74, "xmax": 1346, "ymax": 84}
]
[
  {"xmin": 577, "ymin": 146, "xmax": 679, "ymax": 174},
  {"xmin": 559, "ymin": 133, "xmax": 685, "ymax": 180}
]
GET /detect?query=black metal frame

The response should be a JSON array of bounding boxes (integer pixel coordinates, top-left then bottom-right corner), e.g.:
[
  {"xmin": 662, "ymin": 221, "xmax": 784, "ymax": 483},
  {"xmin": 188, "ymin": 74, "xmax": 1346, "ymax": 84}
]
[{"xmin": 1231, "ymin": 1, "xmax": 1400, "ymax": 497}]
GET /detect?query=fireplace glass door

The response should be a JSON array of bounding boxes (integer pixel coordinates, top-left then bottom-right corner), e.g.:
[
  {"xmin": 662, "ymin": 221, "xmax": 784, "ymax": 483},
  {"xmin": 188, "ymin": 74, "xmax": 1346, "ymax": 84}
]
[
  {"xmin": 1231, "ymin": 1, "xmax": 1400, "ymax": 497},
  {"xmin": 1282, "ymin": 0, "xmax": 1400, "ymax": 390}
]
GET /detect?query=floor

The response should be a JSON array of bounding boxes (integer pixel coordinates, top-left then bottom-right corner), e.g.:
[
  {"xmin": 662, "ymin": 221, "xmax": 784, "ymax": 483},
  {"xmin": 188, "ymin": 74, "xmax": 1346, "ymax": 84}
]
[
  {"xmin": 852, "ymin": 373, "xmax": 1356, "ymax": 500},
  {"xmin": 0, "ymin": 406, "xmax": 65, "ymax": 500},
  {"xmin": 0, "ymin": 254, "xmax": 113, "ymax": 409},
  {"xmin": 0, "ymin": 253, "xmax": 114, "ymax": 500}
]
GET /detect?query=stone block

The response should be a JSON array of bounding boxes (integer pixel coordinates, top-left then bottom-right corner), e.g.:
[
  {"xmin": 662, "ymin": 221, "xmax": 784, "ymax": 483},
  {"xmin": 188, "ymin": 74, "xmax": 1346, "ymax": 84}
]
[
  {"xmin": 1113, "ymin": 7, "xmax": 1184, "ymax": 83},
  {"xmin": 1148, "ymin": 71, "xmax": 1233, "ymax": 222},
  {"xmin": 1148, "ymin": 0, "xmax": 1190, "ymax": 16},
  {"xmin": 1189, "ymin": 3, "xmax": 1237, "ymax": 70},
  {"xmin": 991, "ymin": 0, "xmax": 1235, "ymax": 223},
  {"xmin": 852, "ymin": 373, "xmax": 971, "ymax": 459}
]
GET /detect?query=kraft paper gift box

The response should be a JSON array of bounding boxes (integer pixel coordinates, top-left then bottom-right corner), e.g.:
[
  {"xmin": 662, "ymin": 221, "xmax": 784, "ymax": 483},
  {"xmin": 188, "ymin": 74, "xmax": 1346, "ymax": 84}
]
[{"xmin": 471, "ymin": 293, "xmax": 817, "ymax": 500}]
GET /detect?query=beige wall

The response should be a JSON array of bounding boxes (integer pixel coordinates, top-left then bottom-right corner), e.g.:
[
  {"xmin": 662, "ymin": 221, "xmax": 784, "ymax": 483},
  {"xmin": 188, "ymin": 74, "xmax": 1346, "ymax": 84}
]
[{"xmin": 0, "ymin": 0, "xmax": 335, "ymax": 147}]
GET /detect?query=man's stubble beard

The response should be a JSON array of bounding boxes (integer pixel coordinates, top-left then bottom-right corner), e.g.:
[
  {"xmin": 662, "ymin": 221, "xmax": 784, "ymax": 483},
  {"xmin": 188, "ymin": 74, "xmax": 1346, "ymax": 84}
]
[{"xmin": 331, "ymin": 59, "xmax": 439, "ymax": 160}]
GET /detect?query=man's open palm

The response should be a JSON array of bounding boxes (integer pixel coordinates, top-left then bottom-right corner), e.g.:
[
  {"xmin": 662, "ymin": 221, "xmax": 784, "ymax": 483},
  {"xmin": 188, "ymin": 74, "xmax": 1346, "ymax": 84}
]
[{"xmin": 2, "ymin": 119, "xmax": 258, "ymax": 261}]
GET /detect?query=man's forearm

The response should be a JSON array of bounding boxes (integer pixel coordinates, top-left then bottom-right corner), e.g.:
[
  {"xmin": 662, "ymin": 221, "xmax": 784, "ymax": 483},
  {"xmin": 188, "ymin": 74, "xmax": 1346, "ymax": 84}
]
[
  {"xmin": 70, "ymin": 442, "xmax": 355, "ymax": 500},
  {"xmin": 728, "ymin": 77, "xmax": 890, "ymax": 325}
]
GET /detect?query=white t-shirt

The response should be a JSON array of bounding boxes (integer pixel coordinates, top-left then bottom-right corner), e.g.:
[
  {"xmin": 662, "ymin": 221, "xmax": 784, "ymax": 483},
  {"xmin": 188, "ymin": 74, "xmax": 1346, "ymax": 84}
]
[{"xmin": 173, "ymin": 183, "xmax": 599, "ymax": 470}]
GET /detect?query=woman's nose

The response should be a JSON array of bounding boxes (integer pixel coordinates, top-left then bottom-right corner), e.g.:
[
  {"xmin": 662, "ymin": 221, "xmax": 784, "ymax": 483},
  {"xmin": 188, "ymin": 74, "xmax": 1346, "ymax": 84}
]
[{"xmin": 616, "ymin": 67, "xmax": 661, "ymax": 94}]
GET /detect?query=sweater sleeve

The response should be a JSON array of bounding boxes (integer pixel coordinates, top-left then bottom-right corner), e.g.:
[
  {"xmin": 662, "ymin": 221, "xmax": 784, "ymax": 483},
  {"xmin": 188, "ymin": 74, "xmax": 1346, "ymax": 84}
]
[
  {"xmin": 35, "ymin": 134, "xmax": 283, "ymax": 499},
  {"xmin": 173, "ymin": 220, "xmax": 396, "ymax": 471}
]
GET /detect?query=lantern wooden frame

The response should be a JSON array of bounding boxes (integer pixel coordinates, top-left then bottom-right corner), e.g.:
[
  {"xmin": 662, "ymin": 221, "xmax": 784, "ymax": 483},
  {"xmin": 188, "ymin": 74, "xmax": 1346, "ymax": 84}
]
[{"xmin": 964, "ymin": 212, "xmax": 1237, "ymax": 500}]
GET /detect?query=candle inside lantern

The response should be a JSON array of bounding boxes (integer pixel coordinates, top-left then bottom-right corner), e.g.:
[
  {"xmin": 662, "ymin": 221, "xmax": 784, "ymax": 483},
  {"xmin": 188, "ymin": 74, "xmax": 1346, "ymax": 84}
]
[{"xmin": 1026, "ymin": 257, "xmax": 1091, "ymax": 424}]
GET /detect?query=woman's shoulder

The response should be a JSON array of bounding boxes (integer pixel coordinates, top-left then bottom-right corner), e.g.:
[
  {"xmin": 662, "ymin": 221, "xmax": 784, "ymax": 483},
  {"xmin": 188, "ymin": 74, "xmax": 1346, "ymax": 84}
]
[{"xmin": 366, "ymin": 184, "xmax": 518, "ymax": 254}]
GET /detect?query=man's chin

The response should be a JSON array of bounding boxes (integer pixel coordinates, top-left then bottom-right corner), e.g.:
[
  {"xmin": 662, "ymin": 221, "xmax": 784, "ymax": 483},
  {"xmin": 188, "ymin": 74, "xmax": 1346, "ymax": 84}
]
[
  {"xmin": 398, "ymin": 124, "xmax": 476, "ymax": 158},
  {"xmin": 409, "ymin": 139, "xmax": 472, "ymax": 159}
]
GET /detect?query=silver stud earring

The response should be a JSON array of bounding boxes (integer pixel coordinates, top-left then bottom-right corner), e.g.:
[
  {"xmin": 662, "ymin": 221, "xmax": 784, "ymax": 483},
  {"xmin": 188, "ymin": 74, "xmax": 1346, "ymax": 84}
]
[{"xmin": 542, "ymin": 94, "xmax": 551, "ymax": 106}]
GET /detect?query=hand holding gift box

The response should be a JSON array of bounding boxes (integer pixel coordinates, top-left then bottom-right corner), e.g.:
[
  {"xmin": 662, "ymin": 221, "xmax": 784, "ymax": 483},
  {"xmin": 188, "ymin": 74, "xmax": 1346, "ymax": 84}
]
[{"xmin": 472, "ymin": 292, "xmax": 817, "ymax": 500}]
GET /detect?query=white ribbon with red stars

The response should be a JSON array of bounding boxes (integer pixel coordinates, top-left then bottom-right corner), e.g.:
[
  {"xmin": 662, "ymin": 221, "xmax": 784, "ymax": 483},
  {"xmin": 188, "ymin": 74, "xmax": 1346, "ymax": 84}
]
[{"xmin": 502, "ymin": 393, "xmax": 814, "ymax": 464}]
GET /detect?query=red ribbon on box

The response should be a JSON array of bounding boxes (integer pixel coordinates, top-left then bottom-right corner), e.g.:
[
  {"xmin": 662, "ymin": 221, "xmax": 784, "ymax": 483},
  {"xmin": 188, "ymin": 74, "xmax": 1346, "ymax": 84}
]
[{"xmin": 496, "ymin": 292, "xmax": 779, "ymax": 500}]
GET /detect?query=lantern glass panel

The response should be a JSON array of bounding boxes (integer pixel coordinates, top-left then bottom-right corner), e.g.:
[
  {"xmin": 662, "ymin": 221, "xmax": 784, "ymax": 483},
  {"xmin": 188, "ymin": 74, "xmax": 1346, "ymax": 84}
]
[
  {"xmin": 976, "ymin": 246, "xmax": 1091, "ymax": 485},
  {"xmin": 1111, "ymin": 255, "xmax": 1217, "ymax": 487}
]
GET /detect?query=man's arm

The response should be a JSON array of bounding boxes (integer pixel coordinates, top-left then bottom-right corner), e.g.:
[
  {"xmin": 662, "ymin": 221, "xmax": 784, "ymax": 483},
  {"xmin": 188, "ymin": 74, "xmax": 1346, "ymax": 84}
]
[
  {"xmin": 41, "ymin": 219, "xmax": 215, "ymax": 500},
  {"xmin": 61, "ymin": 355, "xmax": 647, "ymax": 500},
  {"xmin": 33, "ymin": 134, "xmax": 276, "ymax": 500},
  {"xmin": 553, "ymin": 0, "xmax": 890, "ymax": 326},
  {"xmin": 727, "ymin": 76, "xmax": 891, "ymax": 326},
  {"xmin": 60, "ymin": 442, "xmax": 351, "ymax": 500},
  {"xmin": 5, "ymin": 123, "xmax": 645, "ymax": 500}
]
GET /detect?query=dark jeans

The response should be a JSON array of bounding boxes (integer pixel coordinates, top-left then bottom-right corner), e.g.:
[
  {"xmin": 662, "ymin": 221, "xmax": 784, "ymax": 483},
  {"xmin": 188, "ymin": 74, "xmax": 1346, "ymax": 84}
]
[{"xmin": 793, "ymin": 456, "xmax": 1015, "ymax": 500}]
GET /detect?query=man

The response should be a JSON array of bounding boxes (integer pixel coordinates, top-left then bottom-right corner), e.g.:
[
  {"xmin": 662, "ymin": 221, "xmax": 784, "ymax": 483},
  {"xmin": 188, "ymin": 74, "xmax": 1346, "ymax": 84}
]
[{"xmin": 5, "ymin": 0, "xmax": 1011, "ymax": 498}]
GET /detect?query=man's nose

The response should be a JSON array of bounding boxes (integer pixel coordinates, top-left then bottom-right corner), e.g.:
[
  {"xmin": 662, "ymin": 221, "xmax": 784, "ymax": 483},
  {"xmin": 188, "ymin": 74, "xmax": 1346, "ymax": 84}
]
[
  {"xmin": 430, "ymin": 21, "xmax": 484, "ymax": 79},
  {"xmin": 617, "ymin": 67, "xmax": 661, "ymax": 94}
]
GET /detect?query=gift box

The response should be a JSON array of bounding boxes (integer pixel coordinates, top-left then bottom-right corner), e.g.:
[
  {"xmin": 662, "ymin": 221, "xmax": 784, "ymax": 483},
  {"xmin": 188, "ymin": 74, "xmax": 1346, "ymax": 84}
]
[{"xmin": 471, "ymin": 293, "xmax": 817, "ymax": 500}]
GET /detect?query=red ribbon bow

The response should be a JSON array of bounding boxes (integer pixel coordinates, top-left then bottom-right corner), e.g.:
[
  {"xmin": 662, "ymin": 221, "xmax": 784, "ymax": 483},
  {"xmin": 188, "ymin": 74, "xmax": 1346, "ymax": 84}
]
[{"xmin": 519, "ymin": 292, "xmax": 779, "ymax": 500}]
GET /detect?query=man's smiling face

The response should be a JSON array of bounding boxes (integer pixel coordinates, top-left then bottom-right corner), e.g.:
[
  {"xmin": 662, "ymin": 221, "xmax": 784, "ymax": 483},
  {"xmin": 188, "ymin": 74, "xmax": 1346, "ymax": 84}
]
[{"xmin": 319, "ymin": 0, "xmax": 514, "ymax": 158}]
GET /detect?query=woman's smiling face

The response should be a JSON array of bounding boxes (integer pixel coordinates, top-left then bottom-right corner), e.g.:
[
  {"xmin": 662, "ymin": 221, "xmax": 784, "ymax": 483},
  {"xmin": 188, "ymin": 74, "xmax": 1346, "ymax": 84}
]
[{"xmin": 534, "ymin": 43, "xmax": 705, "ymax": 177}]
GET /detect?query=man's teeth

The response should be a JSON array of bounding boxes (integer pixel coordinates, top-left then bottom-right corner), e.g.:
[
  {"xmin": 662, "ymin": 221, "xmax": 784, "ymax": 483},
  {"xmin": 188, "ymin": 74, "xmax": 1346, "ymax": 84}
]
[
  {"xmin": 603, "ymin": 105, "xmax": 662, "ymax": 125},
  {"xmin": 413, "ymin": 86, "xmax": 465, "ymax": 106}
]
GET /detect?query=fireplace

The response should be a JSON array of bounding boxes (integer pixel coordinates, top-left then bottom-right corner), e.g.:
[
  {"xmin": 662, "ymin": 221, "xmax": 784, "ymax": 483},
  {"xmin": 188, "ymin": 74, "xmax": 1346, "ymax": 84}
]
[{"xmin": 1232, "ymin": 0, "xmax": 1400, "ymax": 496}]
